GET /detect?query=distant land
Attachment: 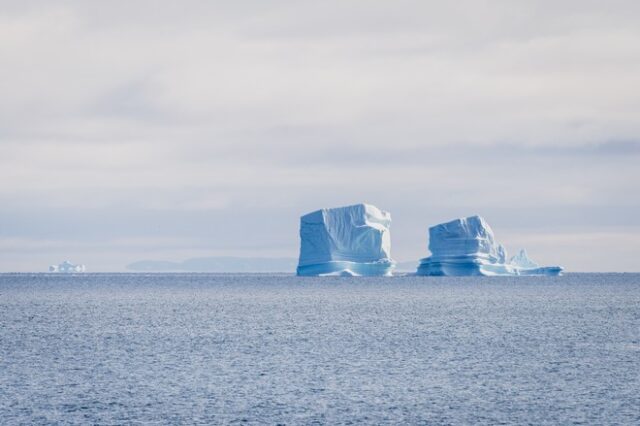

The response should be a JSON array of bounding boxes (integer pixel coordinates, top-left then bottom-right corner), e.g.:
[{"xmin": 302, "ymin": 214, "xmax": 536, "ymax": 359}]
[
  {"xmin": 126, "ymin": 257, "xmax": 418, "ymax": 273},
  {"xmin": 127, "ymin": 257, "xmax": 297, "ymax": 272}
]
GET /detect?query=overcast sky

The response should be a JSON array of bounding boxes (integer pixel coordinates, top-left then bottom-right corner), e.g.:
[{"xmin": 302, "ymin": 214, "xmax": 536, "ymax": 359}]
[{"xmin": 1, "ymin": 0, "xmax": 639, "ymax": 271}]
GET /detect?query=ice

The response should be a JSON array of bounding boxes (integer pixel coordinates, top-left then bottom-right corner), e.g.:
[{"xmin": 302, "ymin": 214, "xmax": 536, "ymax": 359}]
[
  {"xmin": 415, "ymin": 215, "xmax": 563, "ymax": 276},
  {"xmin": 49, "ymin": 260, "xmax": 86, "ymax": 273},
  {"xmin": 296, "ymin": 203, "xmax": 395, "ymax": 276},
  {"xmin": 510, "ymin": 249, "xmax": 538, "ymax": 269},
  {"xmin": 497, "ymin": 244, "xmax": 507, "ymax": 264}
]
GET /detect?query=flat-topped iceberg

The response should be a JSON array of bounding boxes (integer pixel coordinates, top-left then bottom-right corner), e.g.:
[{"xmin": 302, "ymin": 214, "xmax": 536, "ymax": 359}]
[
  {"xmin": 297, "ymin": 203, "xmax": 395, "ymax": 276},
  {"xmin": 416, "ymin": 215, "xmax": 563, "ymax": 276},
  {"xmin": 49, "ymin": 260, "xmax": 86, "ymax": 273}
]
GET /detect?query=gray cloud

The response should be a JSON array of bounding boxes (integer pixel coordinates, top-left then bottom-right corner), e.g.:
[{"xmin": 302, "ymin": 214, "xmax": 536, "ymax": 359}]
[{"xmin": 1, "ymin": 1, "xmax": 639, "ymax": 271}]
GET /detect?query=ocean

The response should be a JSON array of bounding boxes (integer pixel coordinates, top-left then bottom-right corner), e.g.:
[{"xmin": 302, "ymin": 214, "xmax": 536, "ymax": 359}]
[{"xmin": 1, "ymin": 273, "xmax": 639, "ymax": 425}]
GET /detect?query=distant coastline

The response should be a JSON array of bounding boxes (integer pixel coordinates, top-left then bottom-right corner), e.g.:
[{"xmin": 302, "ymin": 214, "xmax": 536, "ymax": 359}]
[{"xmin": 126, "ymin": 257, "xmax": 419, "ymax": 273}]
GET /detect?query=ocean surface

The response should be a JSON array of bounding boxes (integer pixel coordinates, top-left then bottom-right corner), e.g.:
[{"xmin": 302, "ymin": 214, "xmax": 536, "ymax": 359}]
[{"xmin": 1, "ymin": 273, "xmax": 639, "ymax": 425}]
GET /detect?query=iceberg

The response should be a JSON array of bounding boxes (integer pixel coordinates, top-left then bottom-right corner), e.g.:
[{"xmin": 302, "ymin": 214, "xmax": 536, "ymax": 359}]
[
  {"xmin": 296, "ymin": 203, "xmax": 395, "ymax": 276},
  {"xmin": 508, "ymin": 248, "xmax": 564, "ymax": 276},
  {"xmin": 510, "ymin": 248, "xmax": 538, "ymax": 269},
  {"xmin": 49, "ymin": 260, "xmax": 86, "ymax": 273},
  {"xmin": 415, "ymin": 215, "xmax": 563, "ymax": 276}
]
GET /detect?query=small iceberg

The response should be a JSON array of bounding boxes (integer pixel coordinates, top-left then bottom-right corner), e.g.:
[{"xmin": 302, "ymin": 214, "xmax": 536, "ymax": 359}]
[
  {"xmin": 508, "ymin": 248, "xmax": 564, "ymax": 276},
  {"xmin": 415, "ymin": 216, "xmax": 563, "ymax": 276},
  {"xmin": 49, "ymin": 260, "xmax": 86, "ymax": 273},
  {"xmin": 296, "ymin": 203, "xmax": 396, "ymax": 276}
]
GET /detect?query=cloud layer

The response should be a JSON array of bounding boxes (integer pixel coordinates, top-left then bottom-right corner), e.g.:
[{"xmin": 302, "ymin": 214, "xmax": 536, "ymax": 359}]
[{"xmin": 1, "ymin": 1, "xmax": 639, "ymax": 271}]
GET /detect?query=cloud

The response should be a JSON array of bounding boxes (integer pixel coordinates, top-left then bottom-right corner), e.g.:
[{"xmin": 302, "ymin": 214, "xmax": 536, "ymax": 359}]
[{"xmin": 0, "ymin": 1, "xmax": 639, "ymax": 271}]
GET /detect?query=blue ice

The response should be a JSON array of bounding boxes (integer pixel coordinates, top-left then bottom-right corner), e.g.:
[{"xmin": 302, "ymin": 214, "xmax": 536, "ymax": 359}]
[
  {"xmin": 416, "ymin": 216, "xmax": 563, "ymax": 276},
  {"xmin": 296, "ymin": 203, "xmax": 395, "ymax": 276}
]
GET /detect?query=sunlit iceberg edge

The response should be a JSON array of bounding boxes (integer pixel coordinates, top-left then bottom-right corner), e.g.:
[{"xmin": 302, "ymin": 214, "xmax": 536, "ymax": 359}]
[
  {"xmin": 416, "ymin": 254, "xmax": 563, "ymax": 276},
  {"xmin": 297, "ymin": 260, "xmax": 395, "ymax": 277}
]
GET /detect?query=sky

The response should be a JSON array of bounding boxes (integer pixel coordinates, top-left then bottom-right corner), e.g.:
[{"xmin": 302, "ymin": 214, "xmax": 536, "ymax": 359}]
[{"xmin": 1, "ymin": 0, "xmax": 639, "ymax": 272}]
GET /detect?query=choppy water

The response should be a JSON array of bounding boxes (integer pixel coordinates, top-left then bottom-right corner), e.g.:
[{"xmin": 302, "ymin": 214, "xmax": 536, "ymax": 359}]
[{"xmin": 1, "ymin": 273, "xmax": 639, "ymax": 425}]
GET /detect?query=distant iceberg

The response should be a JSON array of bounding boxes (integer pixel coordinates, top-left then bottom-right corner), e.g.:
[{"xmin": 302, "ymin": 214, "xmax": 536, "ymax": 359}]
[
  {"xmin": 296, "ymin": 203, "xmax": 395, "ymax": 276},
  {"xmin": 49, "ymin": 260, "xmax": 86, "ymax": 273},
  {"xmin": 416, "ymin": 216, "xmax": 563, "ymax": 276},
  {"xmin": 508, "ymin": 248, "xmax": 563, "ymax": 276}
]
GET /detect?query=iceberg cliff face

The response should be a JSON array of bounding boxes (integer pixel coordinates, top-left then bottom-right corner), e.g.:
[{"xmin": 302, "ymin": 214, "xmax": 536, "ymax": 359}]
[
  {"xmin": 416, "ymin": 216, "xmax": 563, "ymax": 276},
  {"xmin": 296, "ymin": 203, "xmax": 395, "ymax": 276}
]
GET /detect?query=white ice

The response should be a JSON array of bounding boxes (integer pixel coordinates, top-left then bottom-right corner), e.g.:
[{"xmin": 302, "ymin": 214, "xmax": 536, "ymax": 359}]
[
  {"xmin": 415, "ymin": 216, "xmax": 563, "ymax": 276},
  {"xmin": 49, "ymin": 260, "xmax": 86, "ymax": 273},
  {"xmin": 296, "ymin": 203, "xmax": 395, "ymax": 276}
]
